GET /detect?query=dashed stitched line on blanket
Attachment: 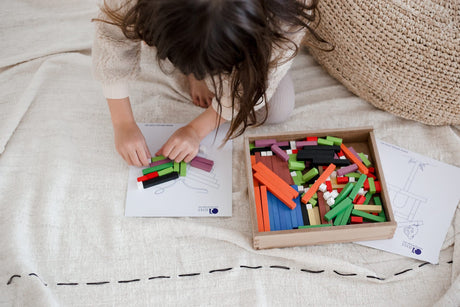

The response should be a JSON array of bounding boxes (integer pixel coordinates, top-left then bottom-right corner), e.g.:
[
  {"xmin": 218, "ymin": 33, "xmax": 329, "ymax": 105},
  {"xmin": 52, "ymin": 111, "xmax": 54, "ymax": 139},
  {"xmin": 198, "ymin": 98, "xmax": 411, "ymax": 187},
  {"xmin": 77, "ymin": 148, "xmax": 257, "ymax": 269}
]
[
  {"xmin": 118, "ymin": 279, "xmax": 141, "ymax": 283},
  {"xmin": 6, "ymin": 275, "xmax": 21, "ymax": 285},
  {"xmin": 178, "ymin": 273, "xmax": 201, "ymax": 277},
  {"xmin": 366, "ymin": 275, "xmax": 385, "ymax": 281},
  {"xmin": 240, "ymin": 265, "xmax": 262, "ymax": 269},
  {"xmin": 5, "ymin": 260, "xmax": 453, "ymax": 286},
  {"xmin": 29, "ymin": 273, "xmax": 48, "ymax": 286},
  {"xmin": 86, "ymin": 281, "xmax": 110, "ymax": 285},
  {"xmin": 300, "ymin": 269, "xmax": 325, "ymax": 274},
  {"xmin": 269, "ymin": 265, "xmax": 290, "ymax": 270},
  {"xmin": 333, "ymin": 270, "xmax": 357, "ymax": 277},
  {"xmin": 148, "ymin": 276, "xmax": 171, "ymax": 280},
  {"xmin": 394, "ymin": 269, "xmax": 413, "ymax": 276},
  {"xmin": 209, "ymin": 268, "xmax": 233, "ymax": 273}
]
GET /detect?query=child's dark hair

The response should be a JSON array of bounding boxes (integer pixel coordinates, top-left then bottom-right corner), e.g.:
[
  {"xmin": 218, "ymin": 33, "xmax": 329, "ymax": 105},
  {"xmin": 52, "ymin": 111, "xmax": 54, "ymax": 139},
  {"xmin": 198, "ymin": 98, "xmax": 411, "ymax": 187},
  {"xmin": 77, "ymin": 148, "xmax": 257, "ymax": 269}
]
[{"xmin": 96, "ymin": 0, "xmax": 324, "ymax": 140}]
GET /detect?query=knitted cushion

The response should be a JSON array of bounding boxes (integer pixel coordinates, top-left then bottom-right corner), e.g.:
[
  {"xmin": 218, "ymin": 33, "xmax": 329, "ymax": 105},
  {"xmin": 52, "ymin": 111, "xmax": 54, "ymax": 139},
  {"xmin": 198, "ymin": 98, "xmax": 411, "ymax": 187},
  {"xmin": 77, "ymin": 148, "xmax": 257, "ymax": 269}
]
[{"xmin": 305, "ymin": 1, "xmax": 459, "ymax": 125}]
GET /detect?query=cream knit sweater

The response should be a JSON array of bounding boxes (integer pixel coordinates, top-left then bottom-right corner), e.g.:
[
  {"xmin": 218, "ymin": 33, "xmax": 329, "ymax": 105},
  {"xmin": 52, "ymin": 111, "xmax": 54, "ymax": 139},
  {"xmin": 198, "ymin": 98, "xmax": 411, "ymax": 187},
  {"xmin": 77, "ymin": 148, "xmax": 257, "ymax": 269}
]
[{"xmin": 92, "ymin": 0, "xmax": 307, "ymax": 120}]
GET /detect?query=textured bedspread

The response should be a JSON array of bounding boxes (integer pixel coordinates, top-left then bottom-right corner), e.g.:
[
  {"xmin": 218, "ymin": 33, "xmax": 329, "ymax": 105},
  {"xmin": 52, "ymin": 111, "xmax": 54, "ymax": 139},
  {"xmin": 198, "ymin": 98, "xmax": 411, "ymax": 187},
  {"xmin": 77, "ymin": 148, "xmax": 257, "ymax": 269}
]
[{"xmin": 1, "ymin": 0, "xmax": 459, "ymax": 305}]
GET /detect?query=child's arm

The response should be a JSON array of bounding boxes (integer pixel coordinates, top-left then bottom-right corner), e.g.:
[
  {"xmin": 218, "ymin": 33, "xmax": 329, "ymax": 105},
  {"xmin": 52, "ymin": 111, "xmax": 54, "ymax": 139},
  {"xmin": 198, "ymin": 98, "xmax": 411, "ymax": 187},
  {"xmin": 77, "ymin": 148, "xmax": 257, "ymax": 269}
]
[
  {"xmin": 107, "ymin": 97, "xmax": 151, "ymax": 167},
  {"xmin": 156, "ymin": 106, "xmax": 226, "ymax": 163}
]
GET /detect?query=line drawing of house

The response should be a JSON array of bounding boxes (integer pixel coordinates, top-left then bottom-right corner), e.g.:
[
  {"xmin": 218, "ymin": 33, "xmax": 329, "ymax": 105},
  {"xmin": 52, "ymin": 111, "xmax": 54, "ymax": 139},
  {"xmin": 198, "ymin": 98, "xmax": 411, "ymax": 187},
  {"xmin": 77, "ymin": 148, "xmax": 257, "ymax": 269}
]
[{"xmin": 387, "ymin": 157, "xmax": 430, "ymax": 240}]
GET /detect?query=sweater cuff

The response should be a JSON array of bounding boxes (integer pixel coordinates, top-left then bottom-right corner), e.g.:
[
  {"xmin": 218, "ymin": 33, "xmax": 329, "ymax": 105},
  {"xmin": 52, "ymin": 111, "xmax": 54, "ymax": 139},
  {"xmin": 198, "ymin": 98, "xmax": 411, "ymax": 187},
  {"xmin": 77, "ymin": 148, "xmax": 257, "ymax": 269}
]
[{"xmin": 102, "ymin": 82, "xmax": 129, "ymax": 99}]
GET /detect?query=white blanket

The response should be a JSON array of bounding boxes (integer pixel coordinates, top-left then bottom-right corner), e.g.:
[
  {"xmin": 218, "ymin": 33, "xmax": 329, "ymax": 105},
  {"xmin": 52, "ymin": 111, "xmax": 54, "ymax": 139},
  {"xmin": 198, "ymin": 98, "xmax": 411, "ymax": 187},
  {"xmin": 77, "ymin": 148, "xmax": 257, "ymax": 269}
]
[{"xmin": 1, "ymin": 0, "xmax": 459, "ymax": 305}]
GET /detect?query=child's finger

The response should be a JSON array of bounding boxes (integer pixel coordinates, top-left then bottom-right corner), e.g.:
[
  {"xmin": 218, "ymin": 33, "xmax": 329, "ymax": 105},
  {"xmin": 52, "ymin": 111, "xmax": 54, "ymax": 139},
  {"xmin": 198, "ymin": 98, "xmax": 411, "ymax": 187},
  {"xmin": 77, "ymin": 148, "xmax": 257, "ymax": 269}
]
[
  {"xmin": 192, "ymin": 95, "xmax": 201, "ymax": 107},
  {"xmin": 139, "ymin": 144, "xmax": 151, "ymax": 166},
  {"xmin": 167, "ymin": 145, "xmax": 183, "ymax": 161},
  {"xmin": 155, "ymin": 147, "xmax": 162, "ymax": 157},
  {"xmin": 128, "ymin": 150, "xmax": 142, "ymax": 167},
  {"xmin": 174, "ymin": 149, "xmax": 190, "ymax": 163},
  {"xmin": 159, "ymin": 142, "xmax": 173, "ymax": 158},
  {"xmin": 183, "ymin": 152, "xmax": 196, "ymax": 163},
  {"xmin": 206, "ymin": 96, "xmax": 213, "ymax": 107}
]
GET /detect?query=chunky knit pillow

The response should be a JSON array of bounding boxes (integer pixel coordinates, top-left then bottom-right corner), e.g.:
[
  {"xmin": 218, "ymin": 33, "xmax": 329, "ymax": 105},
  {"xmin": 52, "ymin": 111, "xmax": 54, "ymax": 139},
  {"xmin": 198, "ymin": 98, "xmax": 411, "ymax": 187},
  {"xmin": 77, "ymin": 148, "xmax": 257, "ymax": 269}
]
[{"xmin": 305, "ymin": 1, "xmax": 459, "ymax": 125}]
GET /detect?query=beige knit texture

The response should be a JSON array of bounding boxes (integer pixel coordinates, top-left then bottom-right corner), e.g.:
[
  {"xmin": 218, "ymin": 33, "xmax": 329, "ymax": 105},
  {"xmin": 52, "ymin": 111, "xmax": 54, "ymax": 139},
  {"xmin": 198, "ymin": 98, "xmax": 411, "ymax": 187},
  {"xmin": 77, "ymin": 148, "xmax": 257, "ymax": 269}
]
[{"xmin": 305, "ymin": 1, "xmax": 460, "ymax": 125}]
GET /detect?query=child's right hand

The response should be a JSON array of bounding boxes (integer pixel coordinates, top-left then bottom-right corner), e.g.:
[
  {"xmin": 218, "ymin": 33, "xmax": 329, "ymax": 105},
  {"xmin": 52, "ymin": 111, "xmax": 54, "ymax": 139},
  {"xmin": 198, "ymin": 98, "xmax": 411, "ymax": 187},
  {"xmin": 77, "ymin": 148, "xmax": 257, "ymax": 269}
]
[{"xmin": 113, "ymin": 121, "xmax": 151, "ymax": 167}]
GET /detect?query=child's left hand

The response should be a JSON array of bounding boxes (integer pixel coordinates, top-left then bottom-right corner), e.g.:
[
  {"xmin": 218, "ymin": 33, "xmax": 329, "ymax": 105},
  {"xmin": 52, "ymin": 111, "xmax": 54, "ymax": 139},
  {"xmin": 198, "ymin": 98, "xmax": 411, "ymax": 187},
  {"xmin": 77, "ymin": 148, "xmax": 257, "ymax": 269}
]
[
  {"xmin": 187, "ymin": 74, "xmax": 214, "ymax": 108},
  {"xmin": 156, "ymin": 125, "xmax": 201, "ymax": 163}
]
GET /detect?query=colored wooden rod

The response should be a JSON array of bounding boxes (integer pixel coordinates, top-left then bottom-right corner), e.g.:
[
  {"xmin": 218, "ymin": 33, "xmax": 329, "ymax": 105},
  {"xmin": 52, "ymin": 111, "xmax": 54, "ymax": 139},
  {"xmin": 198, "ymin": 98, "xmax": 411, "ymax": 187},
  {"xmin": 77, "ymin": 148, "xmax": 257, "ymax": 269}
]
[
  {"xmin": 138, "ymin": 172, "xmax": 179, "ymax": 189},
  {"xmin": 173, "ymin": 162, "xmax": 179, "ymax": 173},
  {"xmin": 340, "ymin": 144, "xmax": 368, "ymax": 175},
  {"xmin": 302, "ymin": 167, "xmax": 319, "ymax": 183},
  {"xmin": 353, "ymin": 205, "xmax": 382, "ymax": 213},
  {"xmin": 368, "ymin": 177, "xmax": 376, "ymax": 194},
  {"xmin": 326, "ymin": 136, "xmax": 343, "ymax": 146},
  {"xmin": 336, "ymin": 163, "xmax": 358, "ymax": 177},
  {"xmin": 158, "ymin": 166, "xmax": 174, "ymax": 177},
  {"xmin": 334, "ymin": 203, "xmax": 353, "ymax": 226},
  {"xmin": 149, "ymin": 157, "xmax": 172, "ymax": 168},
  {"xmin": 347, "ymin": 174, "xmax": 367, "ymax": 201},
  {"xmin": 298, "ymin": 224, "xmax": 330, "ymax": 229},
  {"xmin": 351, "ymin": 209, "xmax": 386, "ymax": 222},
  {"xmin": 137, "ymin": 171, "xmax": 159, "ymax": 182},
  {"xmin": 252, "ymin": 162, "xmax": 298, "ymax": 199},
  {"xmin": 253, "ymin": 172, "xmax": 297, "ymax": 210},
  {"xmin": 317, "ymin": 191, "xmax": 330, "ymax": 225},
  {"xmin": 301, "ymin": 163, "xmax": 336, "ymax": 204},
  {"xmin": 296, "ymin": 140, "xmax": 317, "ymax": 148},
  {"xmin": 250, "ymin": 155, "xmax": 256, "ymax": 166},
  {"xmin": 324, "ymin": 197, "xmax": 353, "ymax": 221},
  {"xmin": 192, "ymin": 156, "xmax": 214, "ymax": 166},
  {"xmin": 333, "ymin": 182, "xmax": 352, "ymax": 208},
  {"xmin": 151, "ymin": 155, "xmax": 167, "ymax": 162},
  {"xmin": 260, "ymin": 185, "xmax": 271, "ymax": 231},
  {"xmin": 190, "ymin": 160, "xmax": 213, "ymax": 172},
  {"xmin": 271, "ymin": 144, "xmax": 289, "ymax": 162},
  {"xmin": 307, "ymin": 206, "xmax": 318, "ymax": 225},
  {"xmin": 179, "ymin": 161, "xmax": 187, "ymax": 177},
  {"xmin": 254, "ymin": 186, "xmax": 265, "ymax": 232},
  {"xmin": 255, "ymin": 138, "xmax": 277, "ymax": 147},
  {"xmin": 313, "ymin": 206, "xmax": 321, "ymax": 226},
  {"xmin": 142, "ymin": 162, "xmax": 174, "ymax": 175},
  {"xmin": 358, "ymin": 152, "xmax": 372, "ymax": 167}
]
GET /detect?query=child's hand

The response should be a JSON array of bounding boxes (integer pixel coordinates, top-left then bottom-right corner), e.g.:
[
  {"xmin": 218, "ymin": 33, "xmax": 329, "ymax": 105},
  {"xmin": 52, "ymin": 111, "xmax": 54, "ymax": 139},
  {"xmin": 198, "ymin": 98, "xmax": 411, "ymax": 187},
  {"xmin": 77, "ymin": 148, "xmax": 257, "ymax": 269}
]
[
  {"xmin": 187, "ymin": 74, "xmax": 214, "ymax": 108},
  {"xmin": 156, "ymin": 125, "xmax": 201, "ymax": 163},
  {"xmin": 113, "ymin": 122, "xmax": 151, "ymax": 167}
]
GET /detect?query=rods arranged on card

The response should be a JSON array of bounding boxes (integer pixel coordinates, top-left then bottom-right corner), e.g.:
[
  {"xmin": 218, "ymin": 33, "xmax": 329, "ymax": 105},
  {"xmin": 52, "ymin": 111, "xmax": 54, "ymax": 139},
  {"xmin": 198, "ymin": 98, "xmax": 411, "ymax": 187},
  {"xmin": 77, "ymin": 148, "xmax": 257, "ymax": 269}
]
[{"xmin": 5, "ymin": 260, "xmax": 451, "ymax": 287}]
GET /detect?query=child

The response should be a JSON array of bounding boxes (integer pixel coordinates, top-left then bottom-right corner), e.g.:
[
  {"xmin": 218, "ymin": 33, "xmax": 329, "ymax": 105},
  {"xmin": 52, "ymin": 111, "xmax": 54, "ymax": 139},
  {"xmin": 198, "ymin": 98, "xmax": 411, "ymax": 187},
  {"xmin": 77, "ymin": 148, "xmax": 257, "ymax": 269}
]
[{"xmin": 92, "ymin": 0, "xmax": 321, "ymax": 166}]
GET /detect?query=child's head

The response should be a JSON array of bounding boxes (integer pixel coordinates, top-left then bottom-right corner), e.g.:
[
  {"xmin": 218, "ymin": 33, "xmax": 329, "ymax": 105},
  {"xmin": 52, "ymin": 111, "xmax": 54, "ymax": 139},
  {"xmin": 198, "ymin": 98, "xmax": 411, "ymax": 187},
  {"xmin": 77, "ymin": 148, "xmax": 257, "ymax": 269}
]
[
  {"xmin": 99, "ymin": 0, "xmax": 320, "ymax": 139},
  {"xmin": 130, "ymin": 0, "xmax": 270, "ymax": 81}
]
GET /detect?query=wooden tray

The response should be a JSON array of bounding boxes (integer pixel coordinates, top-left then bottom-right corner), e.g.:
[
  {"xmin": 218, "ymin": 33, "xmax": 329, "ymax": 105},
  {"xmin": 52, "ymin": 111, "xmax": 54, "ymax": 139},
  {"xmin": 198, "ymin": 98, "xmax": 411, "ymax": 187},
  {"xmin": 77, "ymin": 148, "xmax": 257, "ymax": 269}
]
[{"xmin": 244, "ymin": 127, "xmax": 396, "ymax": 249}]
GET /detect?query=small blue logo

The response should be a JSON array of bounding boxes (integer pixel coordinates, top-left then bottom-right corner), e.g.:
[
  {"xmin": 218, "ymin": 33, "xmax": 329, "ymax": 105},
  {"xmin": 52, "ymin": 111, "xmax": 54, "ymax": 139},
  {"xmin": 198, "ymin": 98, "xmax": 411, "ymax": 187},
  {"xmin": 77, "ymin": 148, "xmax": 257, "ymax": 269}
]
[
  {"xmin": 412, "ymin": 248, "xmax": 422, "ymax": 255},
  {"xmin": 209, "ymin": 208, "xmax": 219, "ymax": 214}
]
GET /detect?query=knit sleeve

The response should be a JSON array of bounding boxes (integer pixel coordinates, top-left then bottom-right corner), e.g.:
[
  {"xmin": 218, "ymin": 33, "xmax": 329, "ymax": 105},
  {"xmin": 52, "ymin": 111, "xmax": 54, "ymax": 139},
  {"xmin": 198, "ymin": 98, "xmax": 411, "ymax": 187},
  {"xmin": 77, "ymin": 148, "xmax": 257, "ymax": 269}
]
[{"xmin": 92, "ymin": 0, "xmax": 140, "ymax": 99}]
